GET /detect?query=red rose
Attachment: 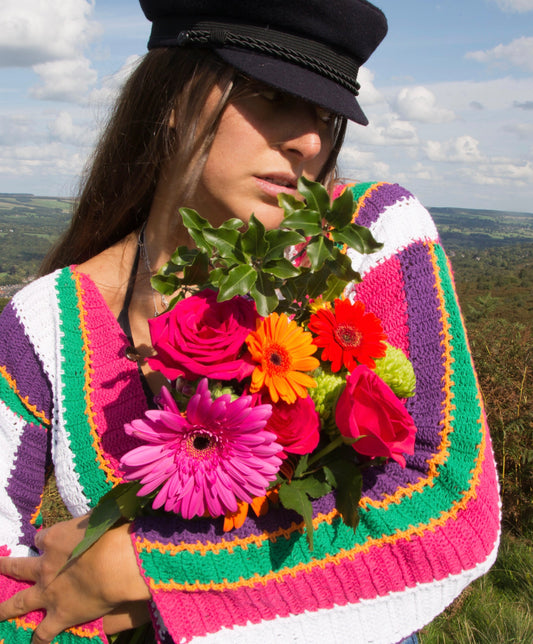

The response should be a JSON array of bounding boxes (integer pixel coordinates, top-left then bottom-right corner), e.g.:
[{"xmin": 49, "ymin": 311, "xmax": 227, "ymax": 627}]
[
  {"xmin": 265, "ymin": 395, "xmax": 320, "ymax": 456},
  {"xmin": 335, "ymin": 365, "xmax": 416, "ymax": 467},
  {"xmin": 148, "ymin": 289, "xmax": 258, "ymax": 381}
]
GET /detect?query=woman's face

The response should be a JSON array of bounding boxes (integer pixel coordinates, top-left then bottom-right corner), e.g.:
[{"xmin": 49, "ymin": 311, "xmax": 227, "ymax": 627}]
[{"xmin": 186, "ymin": 82, "xmax": 337, "ymax": 230}]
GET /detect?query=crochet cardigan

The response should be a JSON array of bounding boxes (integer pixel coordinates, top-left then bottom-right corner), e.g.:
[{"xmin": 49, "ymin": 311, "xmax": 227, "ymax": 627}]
[{"xmin": 0, "ymin": 183, "xmax": 500, "ymax": 644}]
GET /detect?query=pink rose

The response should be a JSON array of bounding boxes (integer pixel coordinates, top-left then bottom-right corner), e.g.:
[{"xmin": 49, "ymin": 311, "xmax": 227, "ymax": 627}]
[
  {"xmin": 148, "ymin": 289, "xmax": 258, "ymax": 381},
  {"xmin": 335, "ymin": 365, "xmax": 416, "ymax": 467},
  {"xmin": 265, "ymin": 395, "xmax": 320, "ymax": 456}
]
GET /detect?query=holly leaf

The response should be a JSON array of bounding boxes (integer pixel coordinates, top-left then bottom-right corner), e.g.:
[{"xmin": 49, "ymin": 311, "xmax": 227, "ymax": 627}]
[
  {"xmin": 262, "ymin": 258, "xmax": 300, "ymax": 279},
  {"xmin": 327, "ymin": 460, "xmax": 362, "ymax": 532},
  {"xmin": 278, "ymin": 192, "xmax": 306, "ymax": 215},
  {"xmin": 218, "ymin": 264, "xmax": 257, "ymax": 300},
  {"xmin": 282, "ymin": 210, "xmax": 322, "ymax": 236},
  {"xmin": 263, "ymin": 229, "xmax": 305, "ymax": 262},
  {"xmin": 249, "ymin": 271, "xmax": 278, "ymax": 316},
  {"xmin": 297, "ymin": 176, "xmax": 330, "ymax": 216},
  {"xmin": 326, "ymin": 185, "xmax": 355, "ymax": 228},
  {"xmin": 240, "ymin": 215, "xmax": 269, "ymax": 258}
]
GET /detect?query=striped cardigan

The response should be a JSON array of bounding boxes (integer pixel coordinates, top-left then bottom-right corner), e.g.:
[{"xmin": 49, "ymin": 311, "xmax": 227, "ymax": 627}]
[{"xmin": 0, "ymin": 183, "xmax": 500, "ymax": 643}]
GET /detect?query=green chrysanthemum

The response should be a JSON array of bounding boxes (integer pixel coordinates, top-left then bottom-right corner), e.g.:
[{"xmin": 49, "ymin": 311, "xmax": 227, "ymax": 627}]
[
  {"xmin": 309, "ymin": 369, "xmax": 346, "ymax": 434},
  {"xmin": 372, "ymin": 343, "xmax": 416, "ymax": 398}
]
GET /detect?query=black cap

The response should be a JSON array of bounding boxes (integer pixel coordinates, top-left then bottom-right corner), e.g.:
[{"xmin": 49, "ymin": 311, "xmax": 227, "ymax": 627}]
[{"xmin": 139, "ymin": 0, "xmax": 388, "ymax": 125}]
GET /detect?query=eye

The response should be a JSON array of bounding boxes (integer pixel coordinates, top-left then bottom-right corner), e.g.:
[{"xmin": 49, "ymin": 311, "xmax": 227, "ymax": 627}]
[
  {"xmin": 255, "ymin": 87, "xmax": 283, "ymax": 102},
  {"xmin": 315, "ymin": 106, "xmax": 335, "ymax": 124}
]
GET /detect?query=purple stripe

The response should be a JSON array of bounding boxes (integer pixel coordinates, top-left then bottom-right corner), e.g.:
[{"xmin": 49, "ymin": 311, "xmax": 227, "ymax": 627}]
[
  {"xmin": 355, "ymin": 183, "xmax": 413, "ymax": 228},
  {"xmin": 0, "ymin": 302, "xmax": 52, "ymax": 420},
  {"xmin": 7, "ymin": 422, "xmax": 48, "ymax": 548},
  {"xmin": 361, "ymin": 242, "xmax": 447, "ymax": 500},
  {"xmin": 135, "ymin": 494, "xmax": 338, "ymax": 546}
]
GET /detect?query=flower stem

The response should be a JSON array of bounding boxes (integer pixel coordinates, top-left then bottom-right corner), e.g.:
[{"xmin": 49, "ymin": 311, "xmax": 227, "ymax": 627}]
[{"xmin": 307, "ymin": 435, "xmax": 345, "ymax": 468}]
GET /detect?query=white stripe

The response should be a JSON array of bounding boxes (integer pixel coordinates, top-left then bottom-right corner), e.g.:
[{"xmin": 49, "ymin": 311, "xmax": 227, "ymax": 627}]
[
  {"xmin": 0, "ymin": 401, "xmax": 33, "ymax": 555},
  {"xmin": 348, "ymin": 195, "xmax": 440, "ymax": 276},
  {"xmin": 11, "ymin": 271, "xmax": 90, "ymax": 517}
]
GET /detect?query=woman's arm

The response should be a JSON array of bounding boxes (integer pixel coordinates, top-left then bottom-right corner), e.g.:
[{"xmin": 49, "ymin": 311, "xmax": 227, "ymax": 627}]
[{"xmin": 0, "ymin": 518, "xmax": 150, "ymax": 644}]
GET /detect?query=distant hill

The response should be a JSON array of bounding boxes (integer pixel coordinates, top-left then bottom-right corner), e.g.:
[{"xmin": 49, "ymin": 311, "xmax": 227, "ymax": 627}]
[{"xmin": 429, "ymin": 206, "xmax": 533, "ymax": 249}]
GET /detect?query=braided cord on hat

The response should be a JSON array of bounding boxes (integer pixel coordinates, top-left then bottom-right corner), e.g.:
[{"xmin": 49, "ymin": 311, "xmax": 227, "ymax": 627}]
[{"xmin": 150, "ymin": 20, "xmax": 361, "ymax": 95}]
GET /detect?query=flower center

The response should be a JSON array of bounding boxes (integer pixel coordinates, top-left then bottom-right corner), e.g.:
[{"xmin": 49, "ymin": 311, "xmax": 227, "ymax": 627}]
[
  {"xmin": 334, "ymin": 323, "xmax": 362, "ymax": 349},
  {"xmin": 265, "ymin": 342, "xmax": 292, "ymax": 374},
  {"xmin": 186, "ymin": 431, "xmax": 217, "ymax": 460}
]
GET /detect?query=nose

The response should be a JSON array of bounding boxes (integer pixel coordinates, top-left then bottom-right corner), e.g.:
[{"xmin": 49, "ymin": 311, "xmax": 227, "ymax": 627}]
[{"xmin": 277, "ymin": 107, "xmax": 325, "ymax": 162}]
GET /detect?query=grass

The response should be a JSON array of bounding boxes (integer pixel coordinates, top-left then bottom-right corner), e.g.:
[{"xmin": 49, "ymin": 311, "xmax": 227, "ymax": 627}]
[{"xmin": 419, "ymin": 531, "xmax": 533, "ymax": 643}]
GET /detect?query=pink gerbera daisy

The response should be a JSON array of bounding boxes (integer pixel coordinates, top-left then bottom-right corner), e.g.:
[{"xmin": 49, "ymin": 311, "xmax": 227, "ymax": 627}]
[{"xmin": 120, "ymin": 380, "xmax": 281, "ymax": 519}]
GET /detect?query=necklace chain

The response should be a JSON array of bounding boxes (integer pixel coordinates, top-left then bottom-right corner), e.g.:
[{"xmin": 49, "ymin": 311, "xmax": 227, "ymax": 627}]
[{"xmin": 138, "ymin": 222, "xmax": 168, "ymax": 317}]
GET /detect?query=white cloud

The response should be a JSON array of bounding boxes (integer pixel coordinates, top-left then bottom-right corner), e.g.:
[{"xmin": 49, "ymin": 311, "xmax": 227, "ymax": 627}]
[
  {"xmin": 394, "ymin": 86, "xmax": 455, "ymax": 123},
  {"xmin": 357, "ymin": 67, "xmax": 385, "ymax": 106},
  {"xmin": 463, "ymin": 161, "xmax": 533, "ymax": 186},
  {"xmin": 31, "ymin": 58, "xmax": 98, "ymax": 103},
  {"xmin": 489, "ymin": 0, "xmax": 533, "ymax": 11},
  {"xmin": 88, "ymin": 55, "xmax": 141, "ymax": 109},
  {"xmin": 48, "ymin": 111, "xmax": 95, "ymax": 147},
  {"xmin": 466, "ymin": 37, "xmax": 533, "ymax": 72},
  {"xmin": 425, "ymin": 136, "xmax": 482, "ymax": 163},
  {"xmin": 0, "ymin": 0, "xmax": 101, "ymax": 67}
]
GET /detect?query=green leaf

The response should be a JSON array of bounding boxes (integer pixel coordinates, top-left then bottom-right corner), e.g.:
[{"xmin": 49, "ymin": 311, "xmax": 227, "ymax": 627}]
[
  {"xmin": 321, "ymin": 274, "xmax": 349, "ymax": 301},
  {"xmin": 297, "ymin": 176, "xmax": 331, "ymax": 216},
  {"xmin": 278, "ymin": 192, "xmax": 306, "ymax": 215},
  {"xmin": 283, "ymin": 210, "xmax": 322, "ymax": 236},
  {"xmin": 182, "ymin": 251, "xmax": 210, "ymax": 286},
  {"xmin": 203, "ymin": 227, "xmax": 241, "ymax": 260},
  {"xmin": 220, "ymin": 217, "xmax": 245, "ymax": 230},
  {"xmin": 218, "ymin": 264, "xmax": 257, "ymax": 300},
  {"xmin": 330, "ymin": 223, "xmax": 383, "ymax": 255},
  {"xmin": 240, "ymin": 215, "xmax": 269, "ymax": 257},
  {"xmin": 326, "ymin": 185, "xmax": 355, "ymax": 228},
  {"xmin": 179, "ymin": 207, "xmax": 210, "ymax": 230},
  {"xmin": 262, "ymin": 258, "xmax": 300, "ymax": 279},
  {"xmin": 249, "ymin": 271, "xmax": 278, "ymax": 316},
  {"xmin": 69, "ymin": 483, "xmax": 147, "ymax": 562},
  {"xmin": 263, "ymin": 229, "xmax": 306, "ymax": 262},
  {"xmin": 278, "ymin": 479, "xmax": 315, "ymax": 550},
  {"xmin": 327, "ymin": 460, "xmax": 362, "ymax": 532},
  {"xmin": 150, "ymin": 272, "xmax": 181, "ymax": 296},
  {"xmin": 305, "ymin": 236, "xmax": 334, "ymax": 270}
]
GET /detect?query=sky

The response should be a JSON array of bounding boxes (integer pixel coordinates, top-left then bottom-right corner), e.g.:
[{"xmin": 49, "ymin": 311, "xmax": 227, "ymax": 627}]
[{"xmin": 0, "ymin": 0, "xmax": 532, "ymax": 212}]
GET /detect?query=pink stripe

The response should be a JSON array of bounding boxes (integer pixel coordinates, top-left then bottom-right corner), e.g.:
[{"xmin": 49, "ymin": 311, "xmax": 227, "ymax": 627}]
[
  {"xmin": 78, "ymin": 272, "xmax": 148, "ymax": 472},
  {"xmin": 353, "ymin": 255, "xmax": 410, "ymax": 355}
]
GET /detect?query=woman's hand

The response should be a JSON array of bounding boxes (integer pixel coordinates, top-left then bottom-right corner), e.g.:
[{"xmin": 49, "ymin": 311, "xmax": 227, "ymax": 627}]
[{"xmin": 0, "ymin": 515, "xmax": 151, "ymax": 644}]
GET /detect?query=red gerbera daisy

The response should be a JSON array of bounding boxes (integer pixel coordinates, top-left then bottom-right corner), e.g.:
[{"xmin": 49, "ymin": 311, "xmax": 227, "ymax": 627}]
[{"xmin": 308, "ymin": 298, "xmax": 387, "ymax": 372}]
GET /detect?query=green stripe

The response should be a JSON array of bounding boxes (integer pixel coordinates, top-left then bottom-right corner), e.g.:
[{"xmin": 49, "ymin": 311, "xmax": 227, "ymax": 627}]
[
  {"xmin": 0, "ymin": 370, "xmax": 47, "ymax": 428},
  {"xmin": 0, "ymin": 621, "xmax": 104, "ymax": 644},
  {"xmin": 139, "ymin": 242, "xmax": 486, "ymax": 586},
  {"xmin": 57, "ymin": 268, "xmax": 113, "ymax": 507},
  {"xmin": 350, "ymin": 181, "xmax": 376, "ymax": 206}
]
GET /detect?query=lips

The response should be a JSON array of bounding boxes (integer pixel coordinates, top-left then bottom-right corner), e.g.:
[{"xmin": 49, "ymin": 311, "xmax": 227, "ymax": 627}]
[{"xmin": 261, "ymin": 175, "xmax": 297, "ymax": 189}]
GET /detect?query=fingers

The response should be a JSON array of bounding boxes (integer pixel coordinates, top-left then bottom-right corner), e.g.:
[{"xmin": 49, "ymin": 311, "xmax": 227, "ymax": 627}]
[
  {"xmin": 0, "ymin": 555, "xmax": 40, "ymax": 582},
  {"xmin": 0, "ymin": 586, "xmax": 42, "ymax": 622}
]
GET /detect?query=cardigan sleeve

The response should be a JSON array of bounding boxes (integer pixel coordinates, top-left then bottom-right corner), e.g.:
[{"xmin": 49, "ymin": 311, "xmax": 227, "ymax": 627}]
[
  {"xmin": 0, "ymin": 275, "xmax": 109, "ymax": 644},
  {"xmin": 130, "ymin": 183, "xmax": 501, "ymax": 644}
]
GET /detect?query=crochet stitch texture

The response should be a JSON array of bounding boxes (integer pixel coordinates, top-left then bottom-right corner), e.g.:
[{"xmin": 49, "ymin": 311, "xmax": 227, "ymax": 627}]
[{"xmin": 0, "ymin": 183, "xmax": 500, "ymax": 644}]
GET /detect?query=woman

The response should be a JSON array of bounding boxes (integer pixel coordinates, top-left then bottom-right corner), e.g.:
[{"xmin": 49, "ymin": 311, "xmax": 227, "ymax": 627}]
[{"xmin": 0, "ymin": 1, "xmax": 500, "ymax": 643}]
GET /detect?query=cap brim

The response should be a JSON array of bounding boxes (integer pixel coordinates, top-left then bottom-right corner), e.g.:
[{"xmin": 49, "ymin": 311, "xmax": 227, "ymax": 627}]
[{"xmin": 215, "ymin": 48, "xmax": 368, "ymax": 125}]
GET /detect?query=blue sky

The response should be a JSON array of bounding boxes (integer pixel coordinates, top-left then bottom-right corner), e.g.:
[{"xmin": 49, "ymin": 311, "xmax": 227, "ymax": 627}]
[{"xmin": 0, "ymin": 0, "xmax": 532, "ymax": 212}]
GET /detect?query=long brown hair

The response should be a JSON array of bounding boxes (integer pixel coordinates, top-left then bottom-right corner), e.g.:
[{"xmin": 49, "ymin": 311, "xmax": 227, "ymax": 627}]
[{"xmin": 40, "ymin": 49, "xmax": 346, "ymax": 274}]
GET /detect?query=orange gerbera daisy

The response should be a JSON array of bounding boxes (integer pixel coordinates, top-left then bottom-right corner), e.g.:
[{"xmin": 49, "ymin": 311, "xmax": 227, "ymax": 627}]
[
  {"xmin": 246, "ymin": 312, "xmax": 319, "ymax": 404},
  {"xmin": 308, "ymin": 298, "xmax": 387, "ymax": 372}
]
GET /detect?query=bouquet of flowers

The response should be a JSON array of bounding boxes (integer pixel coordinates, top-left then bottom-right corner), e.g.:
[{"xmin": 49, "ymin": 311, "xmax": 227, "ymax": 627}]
[{"xmin": 73, "ymin": 178, "xmax": 417, "ymax": 557}]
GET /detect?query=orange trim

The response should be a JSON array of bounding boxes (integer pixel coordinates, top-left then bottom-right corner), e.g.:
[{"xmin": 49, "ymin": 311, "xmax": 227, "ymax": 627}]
[{"xmin": 0, "ymin": 365, "xmax": 50, "ymax": 426}]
